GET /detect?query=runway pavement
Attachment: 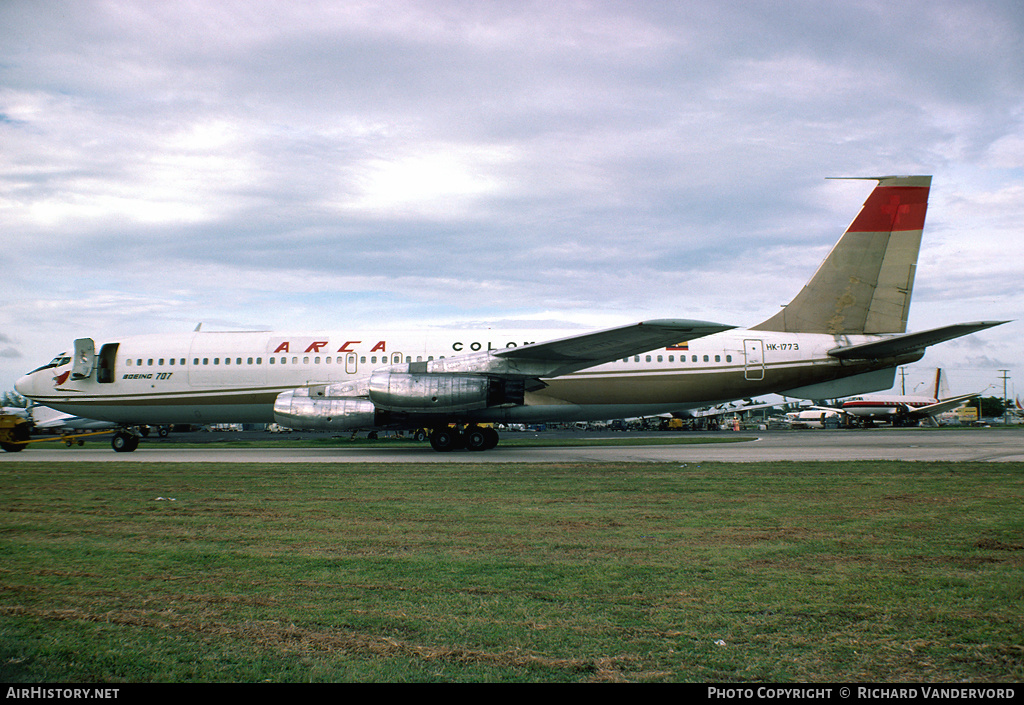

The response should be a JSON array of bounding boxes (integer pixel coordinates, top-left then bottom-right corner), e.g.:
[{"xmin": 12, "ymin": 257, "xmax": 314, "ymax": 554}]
[{"xmin": 4, "ymin": 428, "xmax": 1024, "ymax": 463}]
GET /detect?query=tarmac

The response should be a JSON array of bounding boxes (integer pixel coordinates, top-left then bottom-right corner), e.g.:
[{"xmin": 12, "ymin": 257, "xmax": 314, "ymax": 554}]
[{"xmin": 4, "ymin": 427, "xmax": 1024, "ymax": 463}]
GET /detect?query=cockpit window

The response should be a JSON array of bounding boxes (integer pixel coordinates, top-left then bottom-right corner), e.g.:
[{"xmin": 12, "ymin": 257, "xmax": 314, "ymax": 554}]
[{"xmin": 28, "ymin": 354, "xmax": 71, "ymax": 375}]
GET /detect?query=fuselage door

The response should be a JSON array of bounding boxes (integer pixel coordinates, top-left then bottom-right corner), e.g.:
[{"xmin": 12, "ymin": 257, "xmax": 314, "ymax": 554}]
[
  {"xmin": 744, "ymin": 339, "xmax": 765, "ymax": 381},
  {"xmin": 71, "ymin": 338, "xmax": 96, "ymax": 380},
  {"xmin": 345, "ymin": 352, "xmax": 358, "ymax": 375},
  {"xmin": 97, "ymin": 343, "xmax": 119, "ymax": 383}
]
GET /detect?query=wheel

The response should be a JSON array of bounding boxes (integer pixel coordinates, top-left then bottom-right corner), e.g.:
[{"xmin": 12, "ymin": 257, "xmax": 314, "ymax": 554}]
[
  {"xmin": 464, "ymin": 427, "xmax": 488, "ymax": 451},
  {"xmin": 414, "ymin": 429, "xmax": 427, "ymax": 442},
  {"xmin": 429, "ymin": 427, "xmax": 460, "ymax": 452},
  {"xmin": 483, "ymin": 427, "xmax": 499, "ymax": 450},
  {"xmin": 1, "ymin": 421, "xmax": 31, "ymax": 452},
  {"xmin": 111, "ymin": 432, "xmax": 139, "ymax": 453},
  {"xmin": 157, "ymin": 426, "xmax": 169, "ymax": 437}
]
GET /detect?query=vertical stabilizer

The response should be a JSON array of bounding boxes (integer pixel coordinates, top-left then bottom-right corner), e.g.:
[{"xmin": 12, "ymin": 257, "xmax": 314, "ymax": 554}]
[{"xmin": 753, "ymin": 175, "xmax": 931, "ymax": 335}]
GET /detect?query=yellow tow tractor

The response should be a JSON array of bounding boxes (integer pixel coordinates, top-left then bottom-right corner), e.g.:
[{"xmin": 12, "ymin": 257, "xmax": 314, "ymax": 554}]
[{"xmin": 1, "ymin": 413, "xmax": 114, "ymax": 452}]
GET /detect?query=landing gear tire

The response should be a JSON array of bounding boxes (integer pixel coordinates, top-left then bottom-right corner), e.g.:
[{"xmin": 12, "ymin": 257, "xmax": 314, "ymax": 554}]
[
  {"xmin": 482, "ymin": 427, "xmax": 499, "ymax": 450},
  {"xmin": 429, "ymin": 427, "xmax": 462, "ymax": 452},
  {"xmin": 111, "ymin": 432, "xmax": 140, "ymax": 453},
  {"xmin": 464, "ymin": 427, "xmax": 489, "ymax": 451}
]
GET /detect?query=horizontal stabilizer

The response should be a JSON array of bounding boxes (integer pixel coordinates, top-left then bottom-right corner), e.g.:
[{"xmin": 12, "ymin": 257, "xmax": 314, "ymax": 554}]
[{"xmin": 828, "ymin": 321, "xmax": 1009, "ymax": 360}]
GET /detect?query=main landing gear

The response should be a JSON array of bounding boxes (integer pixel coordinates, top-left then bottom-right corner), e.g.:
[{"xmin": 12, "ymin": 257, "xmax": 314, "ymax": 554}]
[{"xmin": 428, "ymin": 425, "xmax": 500, "ymax": 452}]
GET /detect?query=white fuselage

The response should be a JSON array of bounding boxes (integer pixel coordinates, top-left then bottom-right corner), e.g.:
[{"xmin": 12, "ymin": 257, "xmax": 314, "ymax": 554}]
[
  {"xmin": 841, "ymin": 395, "xmax": 936, "ymax": 417},
  {"xmin": 15, "ymin": 327, "xmax": 921, "ymax": 428}
]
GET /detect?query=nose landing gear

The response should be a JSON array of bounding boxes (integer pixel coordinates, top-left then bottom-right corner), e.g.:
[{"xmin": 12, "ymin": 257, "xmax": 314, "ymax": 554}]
[{"xmin": 111, "ymin": 430, "xmax": 140, "ymax": 452}]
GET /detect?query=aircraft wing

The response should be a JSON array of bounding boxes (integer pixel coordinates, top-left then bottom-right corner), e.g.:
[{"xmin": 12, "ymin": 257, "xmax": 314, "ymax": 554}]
[
  {"xmin": 827, "ymin": 321, "xmax": 1008, "ymax": 360},
  {"xmin": 406, "ymin": 319, "xmax": 734, "ymax": 382},
  {"xmin": 689, "ymin": 400, "xmax": 781, "ymax": 418},
  {"xmin": 493, "ymin": 319, "xmax": 734, "ymax": 377},
  {"xmin": 908, "ymin": 393, "xmax": 980, "ymax": 418},
  {"xmin": 810, "ymin": 404, "xmax": 848, "ymax": 415}
]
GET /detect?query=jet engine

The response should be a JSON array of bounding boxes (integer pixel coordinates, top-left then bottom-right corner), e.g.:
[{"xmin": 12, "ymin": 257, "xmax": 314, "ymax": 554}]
[
  {"xmin": 367, "ymin": 371, "xmax": 523, "ymax": 413},
  {"xmin": 273, "ymin": 373, "xmax": 526, "ymax": 431},
  {"xmin": 273, "ymin": 390, "xmax": 377, "ymax": 431}
]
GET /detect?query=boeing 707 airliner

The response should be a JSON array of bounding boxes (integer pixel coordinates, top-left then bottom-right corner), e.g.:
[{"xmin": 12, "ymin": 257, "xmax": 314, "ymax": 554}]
[{"xmin": 12, "ymin": 176, "xmax": 1007, "ymax": 452}]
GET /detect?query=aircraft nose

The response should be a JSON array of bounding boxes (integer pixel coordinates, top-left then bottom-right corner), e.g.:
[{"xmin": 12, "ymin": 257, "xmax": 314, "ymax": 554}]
[{"xmin": 15, "ymin": 373, "xmax": 36, "ymax": 399}]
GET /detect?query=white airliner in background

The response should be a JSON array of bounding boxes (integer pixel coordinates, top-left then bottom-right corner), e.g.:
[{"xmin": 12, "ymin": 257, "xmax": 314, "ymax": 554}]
[
  {"xmin": 13, "ymin": 175, "xmax": 1008, "ymax": 452},
  {"xmin": 28, "ymin": 405, "xmax": 118, "ymax": 433},
  {"xmin": 823, "ymin": 369, "xmax": 981, "ymax": 426}
]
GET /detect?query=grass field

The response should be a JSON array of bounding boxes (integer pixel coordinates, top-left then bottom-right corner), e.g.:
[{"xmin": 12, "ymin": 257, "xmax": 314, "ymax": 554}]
[{"xmin": 1, "ymin": 459, "xmax": 1022, "ymax": 682}]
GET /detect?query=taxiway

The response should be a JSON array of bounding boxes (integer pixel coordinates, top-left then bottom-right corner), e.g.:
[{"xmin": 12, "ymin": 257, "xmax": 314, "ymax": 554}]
[{"xmin": 4, "ymin": 428, "xmax": 1023, "ymax": 463}]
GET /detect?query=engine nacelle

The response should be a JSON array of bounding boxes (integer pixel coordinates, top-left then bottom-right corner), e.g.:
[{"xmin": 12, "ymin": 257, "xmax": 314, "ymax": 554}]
[
  {"xmin": 367, "ymin": 372, "xmax": 523, "ymax": 413},
  {"xmin": 273, "ymin": 389, "xmax": 377, "ymax": 431}
]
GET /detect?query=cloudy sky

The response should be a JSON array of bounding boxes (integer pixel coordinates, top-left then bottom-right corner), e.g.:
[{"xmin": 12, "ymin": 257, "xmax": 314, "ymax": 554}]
[{"xmin": 2, "ymin": 0, "xmax": 1021, "ymax": 399}]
